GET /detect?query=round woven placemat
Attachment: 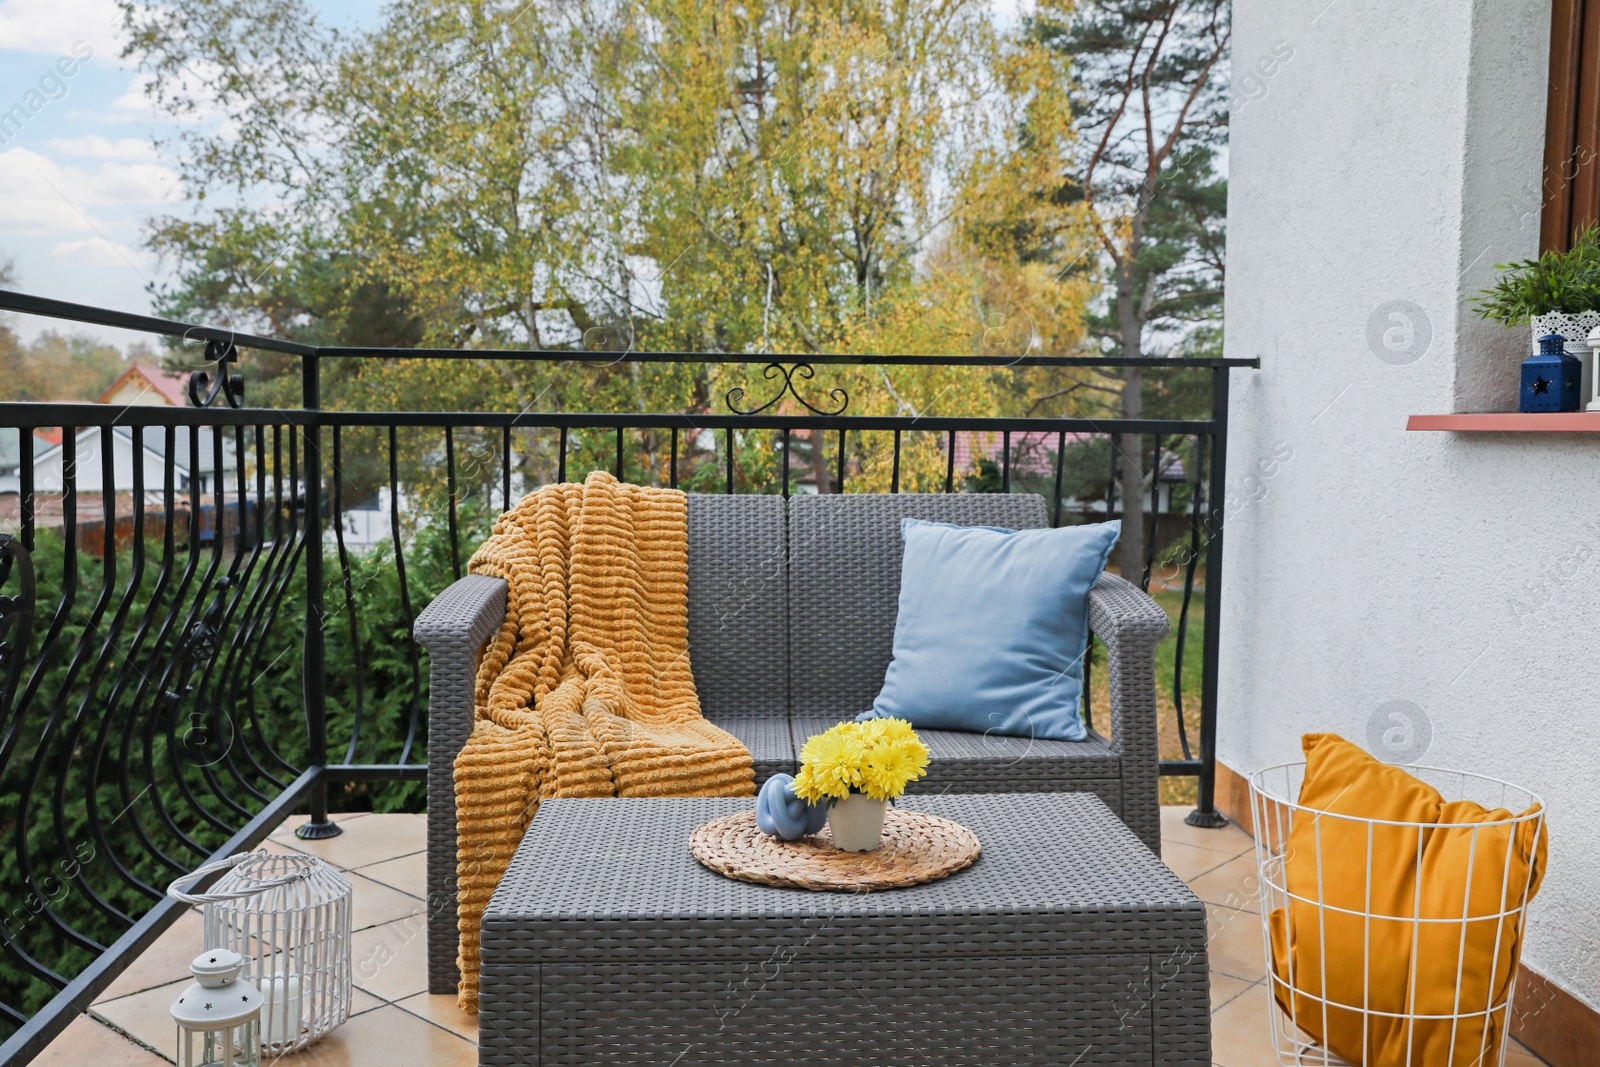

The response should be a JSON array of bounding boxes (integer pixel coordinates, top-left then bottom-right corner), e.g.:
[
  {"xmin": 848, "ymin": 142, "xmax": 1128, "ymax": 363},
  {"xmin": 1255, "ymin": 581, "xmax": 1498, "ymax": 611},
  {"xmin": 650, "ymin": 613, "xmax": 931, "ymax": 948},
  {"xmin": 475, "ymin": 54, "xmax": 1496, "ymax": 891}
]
[{"xmin": 688, "ymin": 808, "xmax": 981, "ymax": 892}]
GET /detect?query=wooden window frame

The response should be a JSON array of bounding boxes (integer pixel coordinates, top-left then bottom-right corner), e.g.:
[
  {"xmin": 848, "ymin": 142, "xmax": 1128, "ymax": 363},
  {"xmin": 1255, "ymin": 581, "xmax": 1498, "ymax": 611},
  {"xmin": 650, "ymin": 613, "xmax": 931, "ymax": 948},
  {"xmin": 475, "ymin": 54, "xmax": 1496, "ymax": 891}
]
[{"xmin": 1543, "ymin": 0, "xmax": 1600, "ymax": 251}]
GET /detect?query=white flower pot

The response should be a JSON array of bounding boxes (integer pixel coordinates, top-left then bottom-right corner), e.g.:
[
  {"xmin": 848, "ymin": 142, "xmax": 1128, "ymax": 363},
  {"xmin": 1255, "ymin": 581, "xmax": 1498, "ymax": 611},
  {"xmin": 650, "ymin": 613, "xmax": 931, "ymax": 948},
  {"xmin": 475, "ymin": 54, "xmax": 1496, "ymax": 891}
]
[
  {"xmin": 1532, "ymin": 311, "xmax": 1600, "ymax": 407},
  {"xmin": 827, "ymin": 794, "xmax": 888, "ymax": 852}
]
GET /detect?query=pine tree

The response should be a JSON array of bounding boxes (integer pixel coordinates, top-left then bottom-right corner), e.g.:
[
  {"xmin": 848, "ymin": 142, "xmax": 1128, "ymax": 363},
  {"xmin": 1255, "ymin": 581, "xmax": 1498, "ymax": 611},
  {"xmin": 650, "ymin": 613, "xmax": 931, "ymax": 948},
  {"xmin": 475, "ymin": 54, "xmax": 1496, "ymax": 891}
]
[{"xmin": 1030, "ymin": 0, "xmax": 1228, "ymax": 577}]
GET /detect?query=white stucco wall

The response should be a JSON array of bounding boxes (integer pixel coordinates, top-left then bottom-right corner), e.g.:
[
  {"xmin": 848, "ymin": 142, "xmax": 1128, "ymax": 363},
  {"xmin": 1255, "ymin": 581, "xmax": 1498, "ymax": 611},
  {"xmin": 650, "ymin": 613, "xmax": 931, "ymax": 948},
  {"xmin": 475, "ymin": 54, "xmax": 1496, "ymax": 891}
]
[{"xmin": 1220, "ymin": 0, "xmax": 1599, "ymax": 1011}]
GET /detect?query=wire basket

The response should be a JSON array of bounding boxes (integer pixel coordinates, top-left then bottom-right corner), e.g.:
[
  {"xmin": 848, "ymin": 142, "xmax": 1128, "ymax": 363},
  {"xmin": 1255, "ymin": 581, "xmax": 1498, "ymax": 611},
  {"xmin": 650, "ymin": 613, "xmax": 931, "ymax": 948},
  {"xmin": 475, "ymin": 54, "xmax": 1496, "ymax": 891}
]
[
  {"xmin": 1249, "ymin": 762, "xmax": 1545, "ymax": 1067},
  {"xmin": 169, "ymin": 850, "xmax": 353, "ymax": 1055}
]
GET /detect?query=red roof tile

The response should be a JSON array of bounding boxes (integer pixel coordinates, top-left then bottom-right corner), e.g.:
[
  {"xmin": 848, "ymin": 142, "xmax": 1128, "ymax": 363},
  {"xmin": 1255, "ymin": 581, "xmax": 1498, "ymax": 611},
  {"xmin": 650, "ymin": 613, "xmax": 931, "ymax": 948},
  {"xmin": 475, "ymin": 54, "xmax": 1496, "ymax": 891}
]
[{"xmin": 97, "ymin": 364, "xmax": 189, "ymax": 406}]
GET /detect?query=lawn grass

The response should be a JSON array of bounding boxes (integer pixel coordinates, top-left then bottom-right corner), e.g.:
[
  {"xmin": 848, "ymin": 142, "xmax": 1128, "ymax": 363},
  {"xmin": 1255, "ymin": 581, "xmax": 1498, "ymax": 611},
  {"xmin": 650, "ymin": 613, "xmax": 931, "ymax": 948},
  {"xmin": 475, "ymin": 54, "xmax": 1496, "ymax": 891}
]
[{"xmin": 1086, "ymin": 575, "xmax": 1207, "ymax": 806}]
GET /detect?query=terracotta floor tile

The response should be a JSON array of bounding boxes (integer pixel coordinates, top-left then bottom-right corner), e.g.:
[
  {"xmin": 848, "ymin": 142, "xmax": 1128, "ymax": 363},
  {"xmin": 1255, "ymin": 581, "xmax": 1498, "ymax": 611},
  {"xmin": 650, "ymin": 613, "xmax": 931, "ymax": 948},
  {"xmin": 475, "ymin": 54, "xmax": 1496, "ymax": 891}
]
[
  {"xmin": 355, "ymin": 850, "xmax": 426, "ymax": 895},
  {"xmin": 351, "ymin": 988, "xmax": 387, "ymax": 1016},
  {"xmin": 1210, "ymin": 973, "xmax": 1257, "ymax": 1014},
  {"xmin": 263, "ymin": 1005, "xmax": 476, "ymax": 1067},
  {"xmin": 278, "ymin": 813, "xmax": 423, "ymax": 870},
  {"xmin": 1207, "ymin": 980, "xmax": 1518, "ymax": 1067},
  {"xmin": 1162, "ymin": 840, "xmax": 1241, "ymax": 882},
  {"xmin": 1210, "ymin": 980, "xmax": 1291, "ymax": 1067},
  {"xmin": 1161, "ymin": 806, "xmax": 1253, "ymax": 858},
  {"xmin": 347, "ymin": 871, "xmax": 425, "ymax": 931},
  {"xmin": 97, "ymin": 909, "xmax": 204, "ymax": 1003},
  {"xmin": 1187, "ymin": 854, "xmax": 1265, "ymax": 914},
  {"xmin": 1206, "ymin": 903, "xmax": 1266, "ymax": 983},
  {"xmin": 395, "ymin": 992, "xmax": 478, "ymax": 1042},
  {"xmin": 91, "ymin": 979, "xmax": 189, "ymax": 1055},
  {"xmin": 1506, "ymin": 1040, "xmax": 1552, "ymax": 1065},
  {"xmin": 30, "ymin": 1013, "xmax": 171, "ymax": 1067},
  {"xmin": 269, "ymin": 811, "xmax": 369, "ymax": 842},
  {"xmin": 52, "ymin": 801, "xmax": 1558, "ymax": 1066},
  {"xmin": 94, "ymin": 958, "xmax": 393, "ymax": 1047},
  {"xmin": 350, "ymin": 916, "xmax": 431, "ymax": 1002}
]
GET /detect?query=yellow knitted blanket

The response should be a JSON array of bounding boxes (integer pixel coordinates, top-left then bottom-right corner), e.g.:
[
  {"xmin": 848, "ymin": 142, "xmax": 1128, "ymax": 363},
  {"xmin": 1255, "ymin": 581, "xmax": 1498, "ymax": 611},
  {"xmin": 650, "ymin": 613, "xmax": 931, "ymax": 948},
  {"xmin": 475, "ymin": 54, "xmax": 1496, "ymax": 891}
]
[{"xmin": 451, "ymin": 471, "xmax": 754, "ymax": 1011}]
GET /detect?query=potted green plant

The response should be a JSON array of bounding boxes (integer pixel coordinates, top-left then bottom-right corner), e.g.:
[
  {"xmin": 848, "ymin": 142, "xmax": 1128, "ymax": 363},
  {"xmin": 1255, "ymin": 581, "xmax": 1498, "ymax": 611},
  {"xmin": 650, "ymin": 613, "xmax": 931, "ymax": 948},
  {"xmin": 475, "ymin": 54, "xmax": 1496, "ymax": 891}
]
[{"xmin": 1473, "ymin": 225, "xmax": 1600, "ymax": 402}]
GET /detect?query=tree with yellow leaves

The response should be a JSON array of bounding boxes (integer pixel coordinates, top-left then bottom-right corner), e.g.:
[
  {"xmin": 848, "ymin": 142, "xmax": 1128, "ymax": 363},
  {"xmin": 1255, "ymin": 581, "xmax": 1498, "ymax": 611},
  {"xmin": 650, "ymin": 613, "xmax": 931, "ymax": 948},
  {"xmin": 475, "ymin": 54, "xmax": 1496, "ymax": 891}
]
[{"xmin": 125, "ymin": 0, "xmax": 1094, "ymax": 495}]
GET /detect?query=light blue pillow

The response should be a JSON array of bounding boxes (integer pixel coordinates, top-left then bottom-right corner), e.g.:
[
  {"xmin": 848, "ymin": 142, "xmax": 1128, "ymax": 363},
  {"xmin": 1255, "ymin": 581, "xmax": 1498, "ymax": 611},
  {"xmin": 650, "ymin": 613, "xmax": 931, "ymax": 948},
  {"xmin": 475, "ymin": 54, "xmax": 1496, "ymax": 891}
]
[{"xmin": 862, "ymin": 517, "xmax": 1121, "ymax": 742}]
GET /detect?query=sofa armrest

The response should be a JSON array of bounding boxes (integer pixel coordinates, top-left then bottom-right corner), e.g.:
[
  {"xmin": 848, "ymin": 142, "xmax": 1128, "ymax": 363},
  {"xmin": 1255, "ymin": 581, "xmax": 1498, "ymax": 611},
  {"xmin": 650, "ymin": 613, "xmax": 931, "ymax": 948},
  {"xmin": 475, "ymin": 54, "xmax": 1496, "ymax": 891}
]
[
  {"xmin": 413, "ymin": 573, "xmax": 507, "ymax": 994},
  {"xmin": 1087, "ymin": 572, "xmax": 1169, "ymax": 855}
]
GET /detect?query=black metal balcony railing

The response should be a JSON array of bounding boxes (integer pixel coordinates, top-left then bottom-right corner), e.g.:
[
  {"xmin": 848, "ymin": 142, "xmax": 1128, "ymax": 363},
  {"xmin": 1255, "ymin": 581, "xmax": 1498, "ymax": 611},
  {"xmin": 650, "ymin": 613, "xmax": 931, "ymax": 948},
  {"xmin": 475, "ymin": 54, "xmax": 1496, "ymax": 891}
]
[{"xmin": 0, "ymin": 289, "xmax": 1256, "ymax": 1063}]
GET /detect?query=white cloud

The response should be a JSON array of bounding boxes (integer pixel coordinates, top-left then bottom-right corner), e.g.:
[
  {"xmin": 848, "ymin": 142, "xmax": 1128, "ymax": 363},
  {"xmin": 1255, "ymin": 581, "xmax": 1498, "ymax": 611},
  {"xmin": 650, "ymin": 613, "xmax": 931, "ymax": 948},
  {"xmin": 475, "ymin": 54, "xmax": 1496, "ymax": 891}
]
[
  {"xmin": 44, "ymin": 134, "xmax": 157, "ymax": 161},
  {"xmin": 0, "ymin": 146, "xmax": 180, "ymax": 236},
  {"xmin": 108, "ymin": 73, "xmax": 164, "ymax": 123},
  {"xmin": 0, "ymin": 0, "xmax": 124, "ymax": 58},
  {"xmin": 51, "ymin": 235, "xmax": 152, "ymax": 269},
  {"xmin": 0, "ymin": 148, "xmax": 102, "ymax": 234},
  {"xmin": 87, "ymin": 160, "xmax": 182, "ymax": 202},
  {"xmin": 106, "ymin": 68, "xmax": 230, "ymax": 126}
]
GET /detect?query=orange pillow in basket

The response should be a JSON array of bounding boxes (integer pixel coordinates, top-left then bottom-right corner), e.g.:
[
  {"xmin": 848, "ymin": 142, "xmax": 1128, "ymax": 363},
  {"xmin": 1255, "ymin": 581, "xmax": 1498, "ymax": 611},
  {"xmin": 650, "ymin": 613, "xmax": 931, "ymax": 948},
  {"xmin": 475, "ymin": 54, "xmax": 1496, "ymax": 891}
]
[{"xmin": 1267, "ymin": 734, "xmax": 1546, "ymax": 1067}]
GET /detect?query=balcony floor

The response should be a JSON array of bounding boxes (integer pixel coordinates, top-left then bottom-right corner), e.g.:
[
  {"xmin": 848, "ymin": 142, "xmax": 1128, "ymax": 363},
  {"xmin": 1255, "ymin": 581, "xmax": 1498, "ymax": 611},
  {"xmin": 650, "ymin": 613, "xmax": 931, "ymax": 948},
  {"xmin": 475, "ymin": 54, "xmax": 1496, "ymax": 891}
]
[{"xmin": 36, "ymin": 807, "xmax": 1550, "ymax": 1067}]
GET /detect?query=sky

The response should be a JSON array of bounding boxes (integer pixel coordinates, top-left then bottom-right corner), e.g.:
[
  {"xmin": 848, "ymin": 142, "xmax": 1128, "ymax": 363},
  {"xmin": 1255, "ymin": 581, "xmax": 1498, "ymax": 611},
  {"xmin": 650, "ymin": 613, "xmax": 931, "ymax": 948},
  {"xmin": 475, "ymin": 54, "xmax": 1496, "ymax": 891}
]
[
  {"xmin": 0, "ymin": 0, "xmax": 1035, "ymax": 351},
  {"xmin": 0, "ymin": 0, "xmax": 385, "ymax": 348}
]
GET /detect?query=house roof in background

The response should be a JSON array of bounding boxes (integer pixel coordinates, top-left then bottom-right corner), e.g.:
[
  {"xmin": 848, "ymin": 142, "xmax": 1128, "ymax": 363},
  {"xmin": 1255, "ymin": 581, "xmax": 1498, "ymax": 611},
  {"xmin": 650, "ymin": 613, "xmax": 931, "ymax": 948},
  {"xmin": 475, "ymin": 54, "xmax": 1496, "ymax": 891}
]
[
  {"xmin": 109, "ymin": 425, "xmax": 234, "ymax": 474},
  {"xmin": 952, "ymin": 430, "xmax": 1085, "ymax": 477},
  {"xmin": 7, "ymin": 425, "xmax": 234, "ymax": 480},
  {"xmin": 97, "ymin": 364, "xmax": 189, "ymax": 407},
  {"xmin": 0, "ymin": 430, "xmax": 58, "ymax": 469},
  {"xmin": 953, "ymin": 431, "xmax": 1187, "ymax": 483}
]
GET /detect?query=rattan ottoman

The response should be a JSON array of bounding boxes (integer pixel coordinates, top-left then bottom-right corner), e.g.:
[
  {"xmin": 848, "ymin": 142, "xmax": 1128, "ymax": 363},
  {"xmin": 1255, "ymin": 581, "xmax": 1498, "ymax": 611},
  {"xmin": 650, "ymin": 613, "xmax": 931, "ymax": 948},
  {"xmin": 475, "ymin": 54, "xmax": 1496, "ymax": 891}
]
[{"xmin": 476, "ymin": 793, "xmax": 1209, "ymax": 1066}]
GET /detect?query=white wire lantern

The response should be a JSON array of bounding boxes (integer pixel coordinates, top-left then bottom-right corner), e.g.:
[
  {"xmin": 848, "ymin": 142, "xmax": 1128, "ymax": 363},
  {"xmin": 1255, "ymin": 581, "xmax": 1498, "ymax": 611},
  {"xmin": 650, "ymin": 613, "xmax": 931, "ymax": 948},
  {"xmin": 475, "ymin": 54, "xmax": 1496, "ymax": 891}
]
[
  {"xmin": 169, "ymin": 850, "xmax": 353, "ymax": 1055},
  {"xmin": 1250, "ymin": 762, "xmax": 1546, "ymax": 1067}
]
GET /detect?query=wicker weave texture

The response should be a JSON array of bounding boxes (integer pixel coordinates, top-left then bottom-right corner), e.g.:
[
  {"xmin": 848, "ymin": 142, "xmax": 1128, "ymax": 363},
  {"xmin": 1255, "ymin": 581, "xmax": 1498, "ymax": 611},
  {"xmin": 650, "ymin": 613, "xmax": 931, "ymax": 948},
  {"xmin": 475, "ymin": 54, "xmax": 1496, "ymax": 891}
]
[
  {"xmin": 796, "ymin": 710, "xmax": 1126, "ymax": 818},
  {"xmin": 478, "ymin": 793, "xmax": 1208, "ymax": 1065},
  {"xmin": 421, "ymin": 493, "xmax": 1173, "ymax": 996},
  {"xmin": 1087, "ymin": 572, "xmax": 1169, "ymax": 855},
  {"xmin": 412, "ymin": 573, "xmax": 507, "ymax": 995},
  {"xmin": 704, "ymin": 715, "xmax": 795, "ymax": 785},
  {"xmin": 786, "ymin": 493, "xmax": 1047, "ymax": 720},
  {"xmin": 790, "ymin": 715, "xmax": 1122, "ymax": 782},
  {"xmin": 491, "ymin": 957, "xmax": 1162, "ymax": 1065},
  {"xmin": 686, "ymin": 495, "xmax": 788, "ymax": 720}
]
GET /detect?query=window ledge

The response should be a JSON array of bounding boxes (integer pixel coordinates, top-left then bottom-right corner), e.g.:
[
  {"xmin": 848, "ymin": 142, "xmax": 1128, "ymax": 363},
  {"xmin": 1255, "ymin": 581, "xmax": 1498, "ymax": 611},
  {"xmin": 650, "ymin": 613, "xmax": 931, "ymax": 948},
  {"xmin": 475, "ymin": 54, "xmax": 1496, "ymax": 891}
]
[{"xmin": 1407, "ymin": 412, "xmax": 1600, "ymax": 432}]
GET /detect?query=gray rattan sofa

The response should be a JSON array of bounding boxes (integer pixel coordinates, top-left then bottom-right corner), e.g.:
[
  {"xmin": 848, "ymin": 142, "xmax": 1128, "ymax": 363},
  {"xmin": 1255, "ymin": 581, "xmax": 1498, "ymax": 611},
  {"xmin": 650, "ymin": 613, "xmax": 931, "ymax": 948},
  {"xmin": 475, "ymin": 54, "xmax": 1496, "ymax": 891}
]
[{"xmin": 414, "ymin": 492, "xmax": 1170, "ymax": 994}]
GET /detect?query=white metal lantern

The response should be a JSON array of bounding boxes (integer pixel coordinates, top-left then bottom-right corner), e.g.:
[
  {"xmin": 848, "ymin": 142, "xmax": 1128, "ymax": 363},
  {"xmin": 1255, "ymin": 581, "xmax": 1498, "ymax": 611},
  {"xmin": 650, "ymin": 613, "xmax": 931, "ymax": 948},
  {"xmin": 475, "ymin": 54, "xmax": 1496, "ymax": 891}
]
[
  {"xmin": 169, "ymin": 850, "xmax": 352, "ymax": 1054},
  {"xmin": 170, "ymin": 949, "xmax": 261, "ymax": 1067}
]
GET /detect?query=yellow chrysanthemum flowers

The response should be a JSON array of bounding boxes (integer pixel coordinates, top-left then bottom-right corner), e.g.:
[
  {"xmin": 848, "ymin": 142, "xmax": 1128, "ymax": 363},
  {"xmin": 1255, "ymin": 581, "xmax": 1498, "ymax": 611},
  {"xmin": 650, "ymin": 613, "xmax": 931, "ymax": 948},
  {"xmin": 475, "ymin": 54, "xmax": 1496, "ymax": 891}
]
[{"xmin": 793, "ymin": 718, "xmax": 930, "ymax": 803}]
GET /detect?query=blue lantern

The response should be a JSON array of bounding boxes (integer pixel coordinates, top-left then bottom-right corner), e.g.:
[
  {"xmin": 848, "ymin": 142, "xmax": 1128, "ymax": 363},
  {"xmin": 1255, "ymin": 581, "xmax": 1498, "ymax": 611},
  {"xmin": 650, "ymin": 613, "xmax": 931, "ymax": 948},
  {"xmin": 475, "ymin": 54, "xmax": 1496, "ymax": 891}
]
[{"xmin": 1520, "ymin": 333, "xmax": 1583, "ymax": 413}]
